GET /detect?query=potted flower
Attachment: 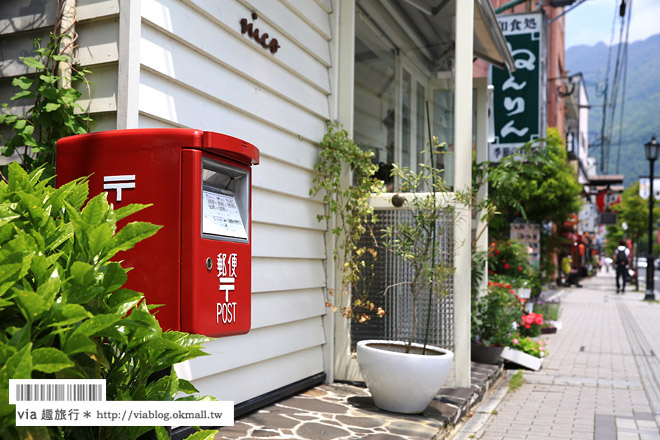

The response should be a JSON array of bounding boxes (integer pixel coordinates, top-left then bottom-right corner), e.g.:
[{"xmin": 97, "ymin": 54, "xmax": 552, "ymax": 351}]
[
  {"xmin": 356, "ymin": 138, "xmax": 455, "ymax": 414},
  {"xmin": 502, "ymin": 335, "xmax": 546, "ymax": 371},
  {"xmin": 471, "ymin": 279, "xmax": 523, "ymax": 364}
]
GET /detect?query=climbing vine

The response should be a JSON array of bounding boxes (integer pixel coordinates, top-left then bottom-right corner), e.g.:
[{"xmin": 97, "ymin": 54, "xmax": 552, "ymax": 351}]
[{"xmin": 0, "ymin": 29, "xmax": 92, "ymax": 178}]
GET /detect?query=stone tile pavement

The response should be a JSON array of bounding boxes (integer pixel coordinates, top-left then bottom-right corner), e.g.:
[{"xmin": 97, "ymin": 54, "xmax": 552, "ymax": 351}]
[
  {"xmin": 451, "ymin": 269, "xmax": 660, "ymax": 440},
  {"xmin": 212, "ymin": 362, "xmax": 503, "ymax": 440}
]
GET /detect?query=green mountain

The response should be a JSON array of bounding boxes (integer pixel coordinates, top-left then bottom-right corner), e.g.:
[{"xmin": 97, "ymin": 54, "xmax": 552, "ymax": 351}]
[{"xmin": 566, "ymin": 33, "xmax": 660, "ymax": 187}]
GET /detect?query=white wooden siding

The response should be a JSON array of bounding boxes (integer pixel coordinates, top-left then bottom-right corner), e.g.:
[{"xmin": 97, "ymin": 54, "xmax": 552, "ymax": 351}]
[
  {"xmin": 180, "ymin": 346, "xmax": 325, "ymax": 405},
  {"xmin": 137, "ymin": 0, "xmax": 333, "ymax": 405},
  {"xmin": 0, "ymin": 0, "xmax": 334, "ymax": 407}
]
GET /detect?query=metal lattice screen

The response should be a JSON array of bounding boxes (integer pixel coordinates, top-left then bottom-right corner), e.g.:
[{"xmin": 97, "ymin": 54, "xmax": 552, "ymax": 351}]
[{"xmin": 351, "ymin": 208, "xmax": 454, "ymax": 351}]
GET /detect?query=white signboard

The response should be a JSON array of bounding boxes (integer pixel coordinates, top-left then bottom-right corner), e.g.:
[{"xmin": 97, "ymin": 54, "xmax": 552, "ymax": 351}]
[{"xmin": 202, "ymin": 191, "xmax": 247, "ymax": 239}]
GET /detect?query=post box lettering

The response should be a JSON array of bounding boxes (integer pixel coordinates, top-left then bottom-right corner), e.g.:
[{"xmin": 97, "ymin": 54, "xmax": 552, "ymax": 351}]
[{"xmin": 217, "ymin": 302, "xmax": 237, "ymax": 324}]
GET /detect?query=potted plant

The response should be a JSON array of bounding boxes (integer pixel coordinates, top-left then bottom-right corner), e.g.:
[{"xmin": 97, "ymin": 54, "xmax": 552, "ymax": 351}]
[
  {"xmin": 356, "ymin": 137, "xmax": 455, "ymax": 414},
  {"xmin": 471, "ymin": 279, "xmax": 523, "ymax": 364},
  {"xmin": 502, "ymin": 335, "xmax": 546, "ymax": 371},
  {"xmin": 309, "ymin": 121, "xmax": 385, "ymax": 323}
]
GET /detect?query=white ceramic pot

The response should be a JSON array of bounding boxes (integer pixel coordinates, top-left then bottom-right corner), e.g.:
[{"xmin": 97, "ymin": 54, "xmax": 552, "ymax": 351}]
[{"xmin": 356, "ymin": 339, "xmax": 454, "ymax": 414}]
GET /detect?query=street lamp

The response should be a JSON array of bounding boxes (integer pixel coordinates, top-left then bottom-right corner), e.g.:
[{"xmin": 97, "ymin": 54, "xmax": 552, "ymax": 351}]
[{"xmin": 644, "ymin": 136, "xmax": 659, "ymax": 300}]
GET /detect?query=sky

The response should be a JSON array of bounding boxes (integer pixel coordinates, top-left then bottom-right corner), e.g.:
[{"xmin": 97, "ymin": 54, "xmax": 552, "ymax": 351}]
[{"xmin": 565, "ymin": 0, "xmax": 660, "ymax": 49}]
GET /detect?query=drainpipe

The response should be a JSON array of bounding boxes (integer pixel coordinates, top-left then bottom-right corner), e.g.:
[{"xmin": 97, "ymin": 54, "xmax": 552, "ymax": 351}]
[
  {"xmin": 58, "ymin": 0, "xmax": 76, "ymax": 89},
  {"xmin": 494, "ymin": 0, "xmax": 529, "ymax": 14}
]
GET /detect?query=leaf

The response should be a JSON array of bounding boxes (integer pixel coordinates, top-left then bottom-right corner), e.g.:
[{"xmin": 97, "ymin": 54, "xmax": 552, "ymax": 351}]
[
  {"xmin": 105, "ymin": 222, "xmax": 162, "ymax": 261},
  {"xmin": 43, "ymin": 102, "xmax": 61, "ymax": 112},
  {"xmin": 101, "ymin": 262, "xmax": 128, "ymax": 293},
  {"xmin": 62, "ymin": 333, "xmax": 96, "ymax": 356},
  {"xmin": 106, "ymin": 288, "xmax": 142, "ymax": 315},
  {"xmin": 9, "ymin": 90, "xmax": 33, "ymax": 101},
  {"xmin": 20, "ymin": 56, "xmax": 45, "ymax": 70},
  {"xmin": 4, "ymin": 343, "xmax": 32, "ymax": 379},
  {"xmin": 11, "ymin": 76, "xmax": 33, "ymax": 90},
  {"xmin": 183, "ymin": 430, "xmax": 219, "ymax": 440},
  {"xmin": 87, "ymin": 223, "xmax": 114, "ymax": 258},
  {"xmin": 73, "ymin": 313, "xmax": 120, "ymax": 337},
  {"xmin": 47, "ymin": 303, "xmax": 92, "ymax": 327},
  {"xmin": 112, "ymin": 203, "xmax": 151, "ymax": 222},
  {"xmin": 15, "ymin": 288, "xmax": 49, "ymax": 321},
  {"xmin": 31, "ymin": 348, "xmax": 74, "ymax": 373},
  {"xmin": 8, "ymin": 324, "xmax": 31, "ymax": 349},
  {"xmin": 155, "ymin": 426, "xmax": 170, "ymax": 440},
  {"xmin": 81, "ymin": 192, "xmax": 109, "ymax": 226},
  {"xmin": 177, "ymin": 379, "xmax": 200, "ymax": 395}
]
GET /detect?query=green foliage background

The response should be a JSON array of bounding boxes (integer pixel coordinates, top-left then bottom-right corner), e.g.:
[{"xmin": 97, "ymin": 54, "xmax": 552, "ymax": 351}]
[{"xmin": 0, "ymin": 164, "xmax": 216, "ymax": 440}]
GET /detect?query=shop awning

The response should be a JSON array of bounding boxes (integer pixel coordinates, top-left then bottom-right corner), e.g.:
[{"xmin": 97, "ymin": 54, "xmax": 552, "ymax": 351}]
[{"xmin": 393, "ymin": 0, "xmax": 516, "ymax": 72}]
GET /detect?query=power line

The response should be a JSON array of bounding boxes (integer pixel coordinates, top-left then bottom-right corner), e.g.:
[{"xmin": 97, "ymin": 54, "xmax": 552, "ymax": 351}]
[
  {"xmin": 599, "ymin": 0, "xmax": 618, "ymax": 174},
  {"xmin": 615, "ymin": 0, "xmax": 633, "ymax": 174}
]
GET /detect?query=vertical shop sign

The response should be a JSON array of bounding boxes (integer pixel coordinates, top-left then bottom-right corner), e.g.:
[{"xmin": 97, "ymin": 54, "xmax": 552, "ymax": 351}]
[
  {"xmin": 510, "ymin": 222, "xmax": 541, "ymax": 268},
  {"xmin": 490, "ymin": 12, "xmax": 546, "ymax": 162}
]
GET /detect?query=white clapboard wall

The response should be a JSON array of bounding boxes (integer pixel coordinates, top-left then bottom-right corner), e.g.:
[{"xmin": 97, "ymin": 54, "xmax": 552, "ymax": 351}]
[{"xmin": 0, "ymin": 0, "xmax": 333, "ymax": 406}]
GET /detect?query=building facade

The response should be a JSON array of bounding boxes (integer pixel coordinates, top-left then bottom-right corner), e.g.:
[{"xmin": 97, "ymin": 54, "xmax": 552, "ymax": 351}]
[{"xmin": 0, "ymin": 0, "xmax": 514, "ymax": 410}]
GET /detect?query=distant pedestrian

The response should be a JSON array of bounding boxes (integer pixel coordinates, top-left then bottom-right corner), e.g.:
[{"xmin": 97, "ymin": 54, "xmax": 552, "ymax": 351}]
[
  {"xmin": 614, "ymin": 240, "xmax": 630, "ymax": 293},
  {"xmin": 561, "ymin": 255, "xmax": 582, "ymax": 287}
]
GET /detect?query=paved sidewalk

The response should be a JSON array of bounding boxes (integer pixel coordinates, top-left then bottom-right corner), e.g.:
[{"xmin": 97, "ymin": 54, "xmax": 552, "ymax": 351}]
[{"xmin": 451, "ymin": 269, "xmax": 660, "ymax": 440}]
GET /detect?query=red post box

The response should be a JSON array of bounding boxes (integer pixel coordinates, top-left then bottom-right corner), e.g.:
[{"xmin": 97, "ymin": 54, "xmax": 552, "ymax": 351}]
[{"xmin": 56, "ymin": 129, "xmax": 259, "ymax": 337}]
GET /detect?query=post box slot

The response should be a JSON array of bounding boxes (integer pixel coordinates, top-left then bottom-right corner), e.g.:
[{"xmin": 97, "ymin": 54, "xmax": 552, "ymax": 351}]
[{"xmin": 201, "ymin": 158, "xmax": 250, "ymax": 242}]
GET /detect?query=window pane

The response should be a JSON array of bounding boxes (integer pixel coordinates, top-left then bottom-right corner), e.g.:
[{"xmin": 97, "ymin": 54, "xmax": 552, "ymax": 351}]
[
  {"xmin": 416, "ymin": 81, "xmax": 426, "ymax": 172},
  {"xmin": 354, "ymin": 27, "xmax": 396, "ymax": 191},
  {"xmin": 401, "ymin": 69, "xmax": 411, "ymax": 169},
  {"xmin": 433, "ymin": 89, "xmax": 454, "ymax": 187}
]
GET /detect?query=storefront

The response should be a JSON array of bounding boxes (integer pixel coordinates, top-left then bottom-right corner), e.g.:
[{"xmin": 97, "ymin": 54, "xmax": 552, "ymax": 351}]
[{"xmin": 0, "ymin": 0, "xmax": 512, "ymax": 410}]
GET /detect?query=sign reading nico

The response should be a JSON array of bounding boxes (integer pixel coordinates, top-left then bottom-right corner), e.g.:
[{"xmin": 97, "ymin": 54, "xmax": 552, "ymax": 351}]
[{"xmin": 490, "ymin": 12, "xmax": 545, "ymax": 162}]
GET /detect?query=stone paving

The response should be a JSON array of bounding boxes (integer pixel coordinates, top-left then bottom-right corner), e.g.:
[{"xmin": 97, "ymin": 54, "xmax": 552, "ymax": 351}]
[
  {"xmin": 452, "ymin": 269, "xmax": 660, "ymax": 440},
  {"xmin": 212, "ymin": 363, "xmax": 502, "ymax": 439}
]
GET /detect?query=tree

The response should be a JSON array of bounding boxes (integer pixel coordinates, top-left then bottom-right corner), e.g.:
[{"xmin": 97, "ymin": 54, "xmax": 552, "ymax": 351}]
[
  {"xmin": 477, "ymin": 127, "xmax": 582, "ymax": 280},
  {"xmin": 609, "ymin": 182, "xmax": 660, "ymax": 256}
]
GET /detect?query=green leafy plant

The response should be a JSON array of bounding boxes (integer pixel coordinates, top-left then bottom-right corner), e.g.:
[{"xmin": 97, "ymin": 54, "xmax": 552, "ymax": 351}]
[
  {"xmin": 534, "ymin": 300, "xmax": 560, "ymax": 322},
  {"xmin": 509, "ymin": 335, "xmax": 547, "ymax": 358},
  {"xmin": 488, "ymin": 239, "xmax": 533, "ymax": 284},
  {"xmin": 508, "ymin": 370, "xmax": 525, "ymax": 392},
  {"xmin": 471, "ymin": 280, "xmax": 522, "ymax": 347},
  {"xmin": 310, "ymin": 121, "xmax": 385, "ymax": 322},
  {"xmin": 383, "ymin": 138, "xmax": 455, "ymax": 353},
  {"xmin": 0, "ymin": 33, "xmax": 92, "ymax": 179},
  {"xmin": 0, "ymin": 163, "xmax": 216, "ymax": 440},
  {"xmin": 471, "ymin": 130, "xmax": 582, "ymax": 288}
]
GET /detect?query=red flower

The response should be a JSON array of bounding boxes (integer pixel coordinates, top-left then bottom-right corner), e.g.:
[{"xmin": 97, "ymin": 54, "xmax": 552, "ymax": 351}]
[
  {"xmin": 518, "ymin": 265, "xmax": 522, "ymax": 272},
  {"xmin": 495, "ymin": 249, "xmax": 501, "ymax": 255},
  {"xmin": 504, "ymin": 263, "xmax": 510, "ymax": 270}
]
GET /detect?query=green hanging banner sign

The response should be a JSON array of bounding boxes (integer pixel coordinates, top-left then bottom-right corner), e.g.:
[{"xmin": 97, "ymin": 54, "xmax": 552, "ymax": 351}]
[{"xmin": 490, "ymin": 12, "xmax": 546, "ymax": 162}]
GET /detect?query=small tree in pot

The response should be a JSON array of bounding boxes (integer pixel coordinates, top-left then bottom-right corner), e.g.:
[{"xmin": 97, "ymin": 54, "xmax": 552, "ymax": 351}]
[{"xmin": 356, "ymin": 137, "xmax": 456, "ymax": 414}]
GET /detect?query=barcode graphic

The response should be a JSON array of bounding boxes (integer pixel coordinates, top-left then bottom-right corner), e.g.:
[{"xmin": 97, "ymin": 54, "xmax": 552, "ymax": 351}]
[{"xmin": 14, "ymin": 383, "xmax": 103, "ymax": 402}]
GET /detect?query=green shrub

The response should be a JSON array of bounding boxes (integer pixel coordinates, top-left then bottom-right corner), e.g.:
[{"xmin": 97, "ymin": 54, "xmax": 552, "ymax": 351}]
[
  {"xmin": 471, "ymin": 280, "xmax": 522, "ymax": 347},
  {"xmin": 0, "ymin": 163, "xmax": 216, "ymax": 440}
]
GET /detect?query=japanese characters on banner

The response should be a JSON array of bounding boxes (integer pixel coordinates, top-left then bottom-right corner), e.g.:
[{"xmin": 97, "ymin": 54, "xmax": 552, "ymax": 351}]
[
  {"xmin": 490, "ymin": 12, "xmax": 546, "ymax": 162},
  {"xmin": 510, "ymin": 222, "xmax": 541, "ymax": 267},
  {"xmin": 638, "ymin": 177, "xmax": 660, "ymax": 200}
]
